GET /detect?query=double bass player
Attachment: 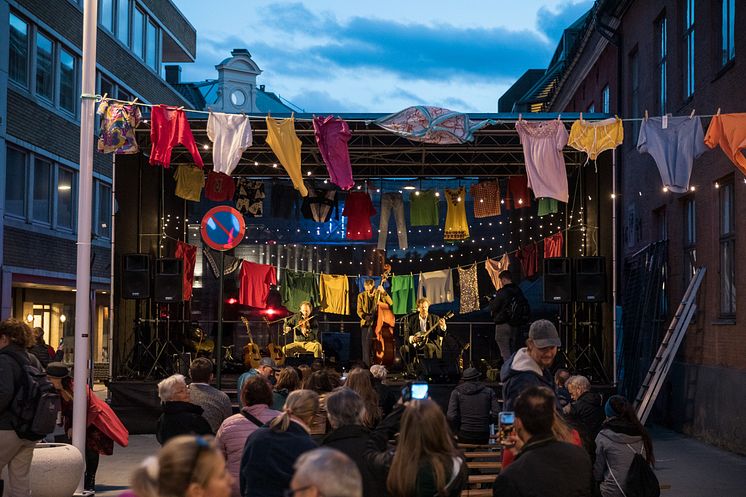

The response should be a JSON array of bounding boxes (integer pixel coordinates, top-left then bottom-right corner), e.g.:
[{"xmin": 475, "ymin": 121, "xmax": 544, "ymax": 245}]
[{"xmin": 356, "ymin": 278, "xmax": 392, "ymax": 366}]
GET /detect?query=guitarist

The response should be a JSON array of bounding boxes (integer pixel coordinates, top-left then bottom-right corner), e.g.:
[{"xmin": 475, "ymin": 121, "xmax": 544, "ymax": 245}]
[
  {"xmin": 400, "ymin": 298, "xmax": 447, "ymax": 365},
  {"xmin": 357, "ymin": 279, "xmax": 393, "ymax": 367},
  {"xmin": 282, "ymin": 301, "xmax": 322, "ymax": 358}
]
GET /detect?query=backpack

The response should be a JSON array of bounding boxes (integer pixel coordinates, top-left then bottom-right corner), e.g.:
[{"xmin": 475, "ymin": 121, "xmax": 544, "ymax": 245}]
[
  {"xmin": 625, "ymin": 452, "xmax": 660, "ymax": 497},
  {"xmin": 506, "ymin": 293, "xmax": 531, "ymax": 327},
  {"xmin": 3, "ymin": 351, "xmax": 61, "ymax": 441}
]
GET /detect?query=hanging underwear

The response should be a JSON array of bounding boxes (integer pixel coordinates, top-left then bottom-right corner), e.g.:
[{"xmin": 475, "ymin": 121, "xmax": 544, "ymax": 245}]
[{"xmin": 568, "ymin": 116, "xmax": 624, "ymax": 161}]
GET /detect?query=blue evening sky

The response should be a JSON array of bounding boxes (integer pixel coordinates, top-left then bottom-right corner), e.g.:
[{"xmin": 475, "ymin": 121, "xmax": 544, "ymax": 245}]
[{"xmin": 173, "ymin": 1, "xmax": 592, "ymax": 113}]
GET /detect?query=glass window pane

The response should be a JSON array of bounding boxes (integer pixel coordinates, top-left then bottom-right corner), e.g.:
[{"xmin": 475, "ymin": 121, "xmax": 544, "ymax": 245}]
[
  {"xmin": 9, "ymin": 13, "xmax": 29, "ymax": 86},
  {"xmin": 99, "ymin": 75, "xmax": 114, "ymax": 99},
  {"xmin": 97, "ymin": 183, "xmax": 112, "ymax": 238},
  {"xmin": 33, "ymin": 159, "xmax": 51, "ymax": 223},
  {"xmin": 36, "ymin": 32, "xmax": 54, "ymax": 100},
  {"xmin": 132, "ymin": 8, "xmax": 144, "ymax": 58},
  {"xmin": 100, "ymin": 0, "xmax": 113, "ymax": 32},
  {"xmin": 59, "ymin": 49, "xmax": 76, "ymax": 113},
  {"xmin": 57, "ymin": 168, "xmax": 74, "ymax": 229},
  {"xmin": 720, "ymin": 183, "xmax": 733, "ymax": 235},
  {"xmin": 721, "ymin": 241, "xmax": 736, "ymax": 314},
  {"xmin": 116, "ymin": 0, "xmax": 129, "ymax": 44},
  {"xmin": 5, "ymin": 148, "xmax": 27, "ymax": 217},
  {"xmin": 146, "ymin": 20, "xmax": 157, "ymax": 69}
]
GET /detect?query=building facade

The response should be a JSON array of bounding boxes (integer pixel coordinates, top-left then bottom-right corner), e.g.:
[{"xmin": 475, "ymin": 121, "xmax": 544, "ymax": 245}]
[{"xmin": 0, "ymin": 0, "xmax": 196, "ymax": 366}]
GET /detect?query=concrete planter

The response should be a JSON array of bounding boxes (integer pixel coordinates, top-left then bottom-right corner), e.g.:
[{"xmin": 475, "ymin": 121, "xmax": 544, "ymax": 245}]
[{"xmin": 30, "ymin": 443, "xmax": 85, "ymax": 497}]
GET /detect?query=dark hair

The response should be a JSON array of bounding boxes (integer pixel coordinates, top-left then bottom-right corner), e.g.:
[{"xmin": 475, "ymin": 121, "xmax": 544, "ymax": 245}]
[
  {"xmin": 0, "ymin": 318, "xmax": 34, "ymax": 348},
  {"xmin": 242, "ymin": 375, "xmax": 273, "ymax": 407},
  {"xmin": 363, "ymin": 279, "xmax": 375, "ymax": 287},
  {"xmin": 32, "ymin": 327, "xmax": 46, "ymax": 345},
  {"xmin": 275, "ymin": 367, "xmax": 300, "ymax": 392},
  {"xmin": 554, "ymin": 369, "xmax": 570, "ymax": 387},
  {"xmin": 304, "ymin": 370, "xmax": 335, "ymax": 393},
  {"xmin": 607, "ymin": 395, "xmax": 655, "ymax": 465},
  {"xmin": 498, "ymin": 270, "xmax": 512, "ymax": 281},
  {"xmin": 189, "ymin": 357, "xmax": 214, "ymax": 384},
  {"xmin": 514, "ymin": 386, "xmax": 555, "ymax": 436}
]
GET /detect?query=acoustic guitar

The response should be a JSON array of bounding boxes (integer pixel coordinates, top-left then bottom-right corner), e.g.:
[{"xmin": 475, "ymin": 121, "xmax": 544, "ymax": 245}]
[
  {"xmin": 266, "ymin": 323, "xmax": 285, "ymax": 367},
  {"xmin": 241, "ymin": 316, "xmax": 261, "ymax": 369},
  {"xmin": 411, "ymin": 311, "xmax": 455, "ymax": 348}
]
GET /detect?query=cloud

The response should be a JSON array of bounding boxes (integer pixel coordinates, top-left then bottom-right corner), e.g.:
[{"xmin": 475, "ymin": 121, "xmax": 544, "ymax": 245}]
[
  {"xmin": 285, "ymin": 90, "xmax": 356, "ymax": 113},
  {"xmin": 536, "ymin": 1, "xmax": 594, "ymax": 41}
]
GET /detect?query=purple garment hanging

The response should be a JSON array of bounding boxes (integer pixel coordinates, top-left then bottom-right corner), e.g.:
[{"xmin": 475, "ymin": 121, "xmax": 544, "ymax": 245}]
[{"xmin": 313, "ymin": 116, "xmax": 354, "ymax": 190}]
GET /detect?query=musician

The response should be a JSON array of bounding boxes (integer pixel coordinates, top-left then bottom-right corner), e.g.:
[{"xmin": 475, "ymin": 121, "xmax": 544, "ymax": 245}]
[
  {"xmin": 400, "ymin": 298, "xmax": 447, "ymax": 364},
  {"xmin": 282, "ymin": 301, "xmax": 322, "ymax": 358},
  {"xmin": 357, "ymin": 279, "xmax": 393, "ymax": 366}
]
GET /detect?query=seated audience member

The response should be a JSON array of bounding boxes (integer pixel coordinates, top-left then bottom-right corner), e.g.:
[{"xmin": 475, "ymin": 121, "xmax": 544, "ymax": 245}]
[
  {"xmin": 297, "ymin": 364, "xmax": 312, "ymax": 383},
  {"xmin": 366, "ymin": 399, "xmax": 467, "ymax": 497},
  {"xmin": 217, "ymin": 376, "xmax": 281, "ymax": 497},
  {"xmin": 236, "ymin": 357, "xmax": 279, "ymax": 405},
  {"xmin": 564, "ymin": 375, "xmax": 605, "ymax": 452},
  {"xmin": 502, "ymin": 409, "xmax": 583, "ymax": 469},
  {"xmin": 290, "ymin": 447, "xmax": 363, "ymax": 497},
  {"xmin": 595, "ymin": 395, "xmax": 655, "ymax": 497},
  {"xmin": 130, "ymin": 435, "xmax": 233, "ymax": 497},
  {"xmin": 344, "ymin": 368, "xmax": 382, "ymax": 428},
  {"xmin": 555, "ymin": 368, "xmax": 572, "ymax": 408},
  {"xmin": 322, "ymin": 388, "xmax": 376, "ymax": 497},
  {"xmin": 273, "ymin": 366, "xmax": 301, "ymax": 410},
  {"xmin": 447, "ymin": 367, "xmax": 499, "ymax": 444},
  {"xmin": 303, "ymin": 370, "xmax": 337, "ymax": 440},
  {"xmin": 240, "ymin": 389, "xmax": 319, "ymax": 497},
  {"xmin": 492, "ymin": 386, "xmax": 592, "ymax": 497},
  {"xmin": 156, "ymin": 374, "xmax": 212, "ymax": 445},
  {"xmin": 188, "ymin": 357, "xmax": 233, "ymax": 433},
  {"xmin": 370, "ymin": 365, "xmax": 397, "ymax": 417}
]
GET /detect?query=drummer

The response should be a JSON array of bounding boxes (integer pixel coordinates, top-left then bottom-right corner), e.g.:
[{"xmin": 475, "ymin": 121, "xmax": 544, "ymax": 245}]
[{"xmin": 282, "ymin": 301, "xmax": 322, "ymax": 358}]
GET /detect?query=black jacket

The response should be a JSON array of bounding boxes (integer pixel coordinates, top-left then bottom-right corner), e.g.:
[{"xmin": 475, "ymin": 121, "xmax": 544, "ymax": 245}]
[
  {"xmin": 323, "ymin": 424, "xmax": 380, "ymax": 497},
  {"xmin": 500, "ymin": 349, "xmax": 556, "ymax": 411},
  {"xmin": 567, "ymin": 391, "xmax": 605, "ymax": 450},
  {"xmin": 403, "ymin": 313, "xmax": 444, "ymax": 343},
  {"xmin": 488, "ymin": 283, "xmax": 523, "ymax": 325},
  {"xmin": 373, "ymin": 380, "xmax": 397, "ymax": 418},
  {"xmin": 155, "ymin": 401, "xmax": 212, "ymax": 445},
  {"xmin": 447, "ymin": 381, "xmax": 499, "ymax": 434},
  {"xmin": 0, "ymin": 345, "xmax": 28, "ymax": 430},
  {"xmin": 29, "ymin": 343, "xmax": 52, "ymax": 369},
  {"xmin": 493, "ymin": 435, "xmax": 593, "ymax": 497}
]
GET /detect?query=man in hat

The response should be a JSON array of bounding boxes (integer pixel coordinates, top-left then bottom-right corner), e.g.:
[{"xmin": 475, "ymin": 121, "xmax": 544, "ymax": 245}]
[
  {"xmin": 500, "ymin": 319, "xmax": 561, "ymax": 411},
  {"xmin": 446, "ymin": 367, "xmax": 499, "ymax": 445},
  {"xmin": 237, "ymin": 357, "xmax": 280, "ymax": 406}
]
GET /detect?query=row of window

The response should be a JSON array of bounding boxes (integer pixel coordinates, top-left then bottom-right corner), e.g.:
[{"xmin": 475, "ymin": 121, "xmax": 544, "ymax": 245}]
[
  {"xmin": 99, "ymin": 0, "xmax": 160, "ymax": 70},
  {"xmin": 9, "ymin": 13, "xmax": 78, "ymax": 115},
  {"xmin": 5, "ymin": 146, "xmax": 112, "ymax": 240}
]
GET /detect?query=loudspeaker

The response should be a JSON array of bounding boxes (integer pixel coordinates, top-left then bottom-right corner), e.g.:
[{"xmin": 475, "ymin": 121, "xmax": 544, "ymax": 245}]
[
  {"xmin": 322, "ymin": 332, "xmax": 351, "ymax": 364},
  {"xmin": 122, "ymin": 254, "xmax": 150, "ymax": 299},
  {"xmin": 575, "ymin": 257, "xmax": 607, "ymax": 303},
  {"xmin": 154, "ymin": 258, "xmax": 183, "ymax": 303},
  {"xmin": 421, "ymin": 358, "xmax": 460, "ymax": 384},
  {"xmin": 543, "ymin": 257, "xmax": 572, "ymax": 303}
]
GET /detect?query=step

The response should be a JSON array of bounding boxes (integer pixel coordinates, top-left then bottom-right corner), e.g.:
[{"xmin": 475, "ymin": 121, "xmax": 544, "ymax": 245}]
[
  {"xmin": 461, "ymin": 489, "xmax": 492, "ymax": 497},
  {"xmin": 464, "ymin": 451, "xmax": 502, "ymax": 459},
  {"xmin": 468, "ymin": 474, "xmax": 497, "ymax": 485},
  {"xmin": 466, "ymin": 461, "xmax": 501, "ymax": 471}
]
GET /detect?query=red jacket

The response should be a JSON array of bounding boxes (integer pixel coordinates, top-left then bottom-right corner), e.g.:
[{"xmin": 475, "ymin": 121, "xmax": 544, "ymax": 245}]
[{"xmin": 62, "ymin": 383, "xmax": 129, "ymax": 452}]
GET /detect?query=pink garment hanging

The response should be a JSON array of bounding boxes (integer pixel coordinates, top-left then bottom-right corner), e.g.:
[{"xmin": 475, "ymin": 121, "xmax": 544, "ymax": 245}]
[
  {"xmin": 515, "ymin": 119, "xmax": 569, "ymax": 202},
  {"xmin": 175, "ymin": 241, "xmax": 196, "ymax": 301},
  {"xmin": 544, "ymin": 232, "xmax": 564, "ymax": 258},
  {"xmin": 485, "ymin": 253, "xmax": 511, "ymax": 290},
  {"xmin": 313, "ymin": 116, "xmax": 354, "ymax": 190},
  {"xmin": 149, "ymin": 105, "xmax": 204, "ymax": 169}
]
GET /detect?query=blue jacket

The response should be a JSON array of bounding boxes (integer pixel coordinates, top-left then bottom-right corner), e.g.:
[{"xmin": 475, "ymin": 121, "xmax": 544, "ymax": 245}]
[{"xmin": 500, "ymin": 348, "xmax": 555, "ymax": 411}]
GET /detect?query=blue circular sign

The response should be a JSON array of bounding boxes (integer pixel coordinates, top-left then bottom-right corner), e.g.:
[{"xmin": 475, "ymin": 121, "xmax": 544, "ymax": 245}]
[{"xmin": 200, "ymin": 206, "xmax": 246, "ymax": 251}]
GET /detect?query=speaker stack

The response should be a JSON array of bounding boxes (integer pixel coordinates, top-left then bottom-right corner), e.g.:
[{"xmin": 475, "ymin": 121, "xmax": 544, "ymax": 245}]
[
  {"xmin": 543, "ymin": 257, "xmax": 572, "ymax": 303},
  {"xmin": 154, "ymin": 258, "xmax": 184, "ymax": 303},
  {"xmin": 575, "ymin": 257, "xmax": 607, "ymax": 303},
  {"xmin": 543, "ymin": 257, "xmax": 606, "ymax": 303},
  {"xmin": 122, "ymin": 254, "xmax": 150, "ymax": 299}
]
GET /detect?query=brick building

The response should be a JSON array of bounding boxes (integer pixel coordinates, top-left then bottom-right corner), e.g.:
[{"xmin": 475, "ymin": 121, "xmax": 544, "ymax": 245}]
[
  {"xmin": 0, "ymin": 0, "xmax": 196, "ymax": 365},
  {"xmin": 504, "ymin": 0, "xmax": 746, "ymax": 453}
]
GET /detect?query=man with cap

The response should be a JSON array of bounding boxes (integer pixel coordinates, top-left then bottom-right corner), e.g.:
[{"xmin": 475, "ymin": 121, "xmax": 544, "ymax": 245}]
[
  {"xmin": 447, "ymin": 367, "xmax": 499, "ymax": 445},
  {"xmin": 500, "ymin": 319, "xmax": 561, "ymax": 411},
  {"xmin": 236, "ymin": 357, "xmax": 280, "ymax": 406}
]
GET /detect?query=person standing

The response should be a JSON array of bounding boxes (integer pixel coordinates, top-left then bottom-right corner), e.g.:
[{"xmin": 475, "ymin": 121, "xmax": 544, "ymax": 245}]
[
  {"xmin": 447, "ymin": 367, "xmax": 499, "ymax": 445},
  {"xmin": 188, "ymin": 357, "xmax": 234, "ymax": 433},
  {"xmin": 488, "ymin": 270, "xmax": 529, "ymax": 362},
  {"xmin": 283, "ymin": 302, "xmax": 322, "ymax": 358},
  {"xmin": 357, "ymin": 279, "xmax": 392, "ymax": 367},
  {"xmin": 400, "ymin": 298, "xmax": 447, "ymax": 365}
]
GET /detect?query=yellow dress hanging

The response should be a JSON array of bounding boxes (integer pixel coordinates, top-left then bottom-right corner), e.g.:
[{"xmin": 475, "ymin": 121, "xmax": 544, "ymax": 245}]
[{"xmin": 444, "ymin": 186, "xmax": 469, "ymax": 241}]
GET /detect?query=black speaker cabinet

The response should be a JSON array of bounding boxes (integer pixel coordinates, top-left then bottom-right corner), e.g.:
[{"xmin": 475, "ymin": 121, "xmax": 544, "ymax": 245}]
[
  {"xmin": 575, "ymin": 257, "xmax": 607, "ymax": 303},
  {"xmin": 421, "ymin": 358, "xmax": 460, "ymax": 384},
  {"xmin": 154, "ymin": 258, "xmax": 183, "ymax": 303},
  {"xmin": 122, "ymin": 254, "xmax": 150, "ymax": 299},
  {"xmin": 543, "ymin": 257, "xmax": 572, "ymax": 303}
]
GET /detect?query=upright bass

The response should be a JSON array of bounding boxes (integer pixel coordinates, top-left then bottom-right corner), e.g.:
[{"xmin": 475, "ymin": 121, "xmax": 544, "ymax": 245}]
[{"xmin": 373, "ymin": 264, "xmax": 396, "ymax": 365}]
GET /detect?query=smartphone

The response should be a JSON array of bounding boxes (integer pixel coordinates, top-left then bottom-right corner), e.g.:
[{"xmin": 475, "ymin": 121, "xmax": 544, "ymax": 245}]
[
  {"xmin": 401, "ymin": 381, "xmax": 429, "ymax": 402},
  {"xmin": 498, "ymin": 411, "xmax": 515, "ymax": 446},
  {"xmin": 499, "ymin": 411, "xmax": 515, "ymax": 426}
]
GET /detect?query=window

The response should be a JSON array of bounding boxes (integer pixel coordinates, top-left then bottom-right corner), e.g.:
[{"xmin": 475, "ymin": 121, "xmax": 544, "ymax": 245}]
[
  {"xmin": 602, "ymin": 85, "xmax": 610, "ymax": 114},
  {"xmin": 57, "ymin": 168, "xmax": 75, "ymax": 230},
  {"xmin": 32, "ymin": 158, "xmax": 52, "ymax": 223},
  {"xmin": 683, "ymin": 0, "xmax": 695, "ymax": 98},
  {"xmin": 146, "ymin": 19, "xmax": 158, "ymax": 69},
  {"xmin": 722, "ymin": 0, "xmax": 735, "ymax": 66},
  {"xmin": 719, "ymin": 180, "xmax": 736, "ymax": 316},
  {"xmin": 5, "ymin": 147, "xmax": 27, "ymax": 217},
  {"xmin": 59, "ymin": 48, "xmax": 77, "ymax": 114},
  {"xmin": 116, "ymin": 0, "xmax": 130, "ymax": 44},
  {"xmin": 132, "ymin": 8, "xmax": 144, "ymax": 59},
  {"xmin": 94, "ymin": 182, "xmax": 112, "ymax": 239},
  {"xmin": 683, "ymin": 198, "xmax": 696, "ymax": 284},
  {"xmin": 657, "ymin": 16, "xmax": 667, "ymax": 114},
  {"xmin": 100, "ymin": 0, "xmax": 114, "ymax": 32},
  {"xmin": 9, "ymin": 13, "xmax": 29, "ymax": 86},
  {"xmin": 35, "ymin": 32, "xmax": 54, "ymax": 101},
  {"xmin": 629, "ymin": 48, "xmax": 640, "ymax": 140}
]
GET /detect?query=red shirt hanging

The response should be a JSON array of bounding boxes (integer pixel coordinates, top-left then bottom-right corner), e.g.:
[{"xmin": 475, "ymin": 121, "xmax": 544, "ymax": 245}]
[
  {"xmin": 149, "ymin": 105, "xmax": 204, "ymax": 169},
  {"xmin": 238, "ymin": 261, "xmax": 277, "ymax": 308},
  {"xmin": 205, "ymin": 171, "xmax": 236, "ymax": 202},
  {"xmin": 505, "ymin": 176, "xmax": 531, "ymax": 209},
  {"xmin": 175, "ymin": 241, "xmax": 196, "ymax": 301},
  {"xmin": 342, "ymin": 191, "xmax": 376, "ymax": 240},
  {"xmin": 544, "ymin": 232, "xmax": 564, "ymax": 258},
  {"xmin": 517, "ymin": 243, "xmax": 538, "ymax": 278}
]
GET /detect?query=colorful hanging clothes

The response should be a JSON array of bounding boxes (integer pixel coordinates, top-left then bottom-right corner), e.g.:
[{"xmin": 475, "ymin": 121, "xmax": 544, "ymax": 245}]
[
  {"xmin": 280, "ymin": 270, "xmax": 319, "ymax": 312},
  {"xmin": 342, "ymin": 191, "xmax": 376, "ymax": 240},
  {"xmin": 301, "ymin": 187, "xmax": 337, "ymax": 223},
  {"xmin": 266, "ymin": 116, "xmax": 307, "ymax": 196},
  {"xmin": 470, "ymin": 180, "xmax": 501, "ymax": 218},
  {"xmin": 377, "ymin": 192, "xmax": 408, "ymax": 250},
  {"xmin": 173, "ymin": 165, "xmax": 205, "ymax": 202},
  {"xmin": 537, "ymin": 198, "xmax": 558, "ymax": 217},
  {"xmin": 390, "ymin": 274, "xmax": 416, "ymax": 315},
  {"xmin": 517, "ymin": 244, "xmax": 539, "ymax": 279},
  {"xmin": 235, "ymin": 179, "xmax": 265, "ymax": 217},
  {"xmin": 544, "ymin": 232, "xmax": 564, "ymax": 258},
  {"xmin": 149, "ymin": 105, "xmax": 204, "ymax": 168},
  {"xmin": 417, "ymin": 269, "xmax": 454, "ymax": 305},
  {"xmin": 444, "ymin": 186, "xmax": 469, "ymax": 241},
  {"xmin": 313, "ymin": 116, "xmax": 354, "ymax": 190},
  {"xmin": 504, "ymin": 176, "xmax": 531, "ymax": 209},
  {"xmin": 485, "ymin": 254, "xmax": 511, "ymax": 291},
  {"xmin": 238, "ymin": 261, "xmax": 277, "ymax": 308},
  {"xmin": 97, "ymin": 101, "xmax": 141, "ymax": 154},
  {"xmin": 202, "ymin": 248, "xmax": 241, "ymax": 277},
  {"xmin": 704, "ymin": 113, "xmax": 746, "ymax": 175},
  {"xmin": 638, "ymin": 115, "xmax": 707, "ymax": 193},
  {"xmin": 515, "ymin": 119, "xmax": 569, "ymax": 203},
  {"xmin": 568, "ymin": 116, "xmax": 624, "ymax": 161},
  {"xmin": 174, "ymin": 241, "xmax": 196, "ymax": 301},
  {"xmin": 457, "ymin": 265, "xmax": 479, "ymax": 314},
  {"xmin": 409, "ymin": 190, "xmax": 439, "ymax": 226},
  {"xmin": 319, "ymin": 274, "xmax": 350, "ymax": 315},
  {"xmin": 204, "ymin": 171, "xmax": 236, "ymax": 202},
  {"xmin": 207, "ymin": 112, "xmax": 252, "ymax": 175},
  {"xmin": 374, "ymin": 106, "xmax": 492, "ymax": 144}
]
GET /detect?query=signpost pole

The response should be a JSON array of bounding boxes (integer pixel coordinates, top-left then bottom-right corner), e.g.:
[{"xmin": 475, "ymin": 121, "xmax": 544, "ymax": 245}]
[{"xmin": 216, "ymin": 251, "xmax": 225, "ymax": 389}]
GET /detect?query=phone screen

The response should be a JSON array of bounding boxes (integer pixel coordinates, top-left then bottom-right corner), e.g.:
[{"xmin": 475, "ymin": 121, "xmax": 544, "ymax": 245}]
[
  {"xmin": 499, "ymin": 411, "xmax": 515, "ymax": 426},
  {"xmin": 411, "ymin": 382, "xmax": 429, "ymax": 400}
]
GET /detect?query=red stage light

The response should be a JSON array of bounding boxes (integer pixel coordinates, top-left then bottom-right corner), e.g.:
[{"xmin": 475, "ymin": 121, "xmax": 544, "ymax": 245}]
[
  {"xmin": 226, "ymin": 298, "xmax": 238, "ymax": 304},
  {"xmin": 265, "ymin": 308, "xmax": 277, "ymax": 316}
]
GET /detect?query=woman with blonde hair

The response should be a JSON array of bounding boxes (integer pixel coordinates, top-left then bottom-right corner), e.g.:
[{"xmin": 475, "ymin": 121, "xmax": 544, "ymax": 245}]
[
  {"xmin": 240, "ymin": 389, "xmax": 319, "ymax": 497},
  {"xmin": 344, "ymin": 368, "xmax": 381, "ymax": 428},
  {"xmin": 129, "ymin": 435, "xmax": 232, "ymax": 497}
]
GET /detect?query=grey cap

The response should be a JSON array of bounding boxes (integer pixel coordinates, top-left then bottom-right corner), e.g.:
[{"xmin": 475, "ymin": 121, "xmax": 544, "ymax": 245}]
[
  {"xmin": 528, "ymin": 320, "xmax": 561, "ymax": 348},
  {"xmin": 258, "ymin": 357, "xmax": 280, "ymax": 370}
]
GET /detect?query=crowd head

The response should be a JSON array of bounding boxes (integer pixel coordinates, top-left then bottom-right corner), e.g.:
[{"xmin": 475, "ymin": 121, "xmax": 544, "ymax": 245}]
[
  {"xmin": 158, "ymin": 374, "xmax": 190, "ymax": 403},
  {"xmin": 275, "ymin": 366, "xmax": 301, "ymax": 392},
  {"xmin": 290, "ymin": 448, "xmax": 362, "ymax": 497},
  {"xmin": 513, "ymin": 386, "xmax": 556, "ymax": 440},
  {"xmin": 325, "ymin": 387, "xmax": 363, "ymax": 429},
  {"xmin": 269, "ymin": 389, "xmax": 320, "ymax": 432},
  {"xmin": 189, "ymin": 357, "xmax": 214, "ymax": 384},
  {"xmin": 526, "ymin": 320, "xmax": 561, "ymax": 368},
  {"xmin": 567, "ymin": 375, "xmax": 591, "ymax": 400},
  {"xmin": 0, "ymin": 318, "xmax": 34, "ymax": 349},
  {"xmin": 241, "ymin": 375, "xmax": 273, "ymax": 407}
]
